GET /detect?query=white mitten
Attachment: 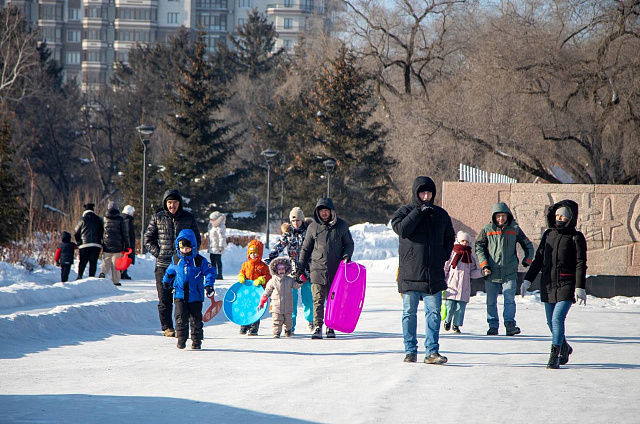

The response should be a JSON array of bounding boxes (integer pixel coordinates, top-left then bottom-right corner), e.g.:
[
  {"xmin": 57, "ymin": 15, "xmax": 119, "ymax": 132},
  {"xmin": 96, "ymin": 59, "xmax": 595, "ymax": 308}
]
[
  {"xmin": 576, "ymin": 288, "xmax": 587, "ymax": 305},
  {"xmin": 520, "ymin": 280, "xmax": 531, "ymax": 298}
]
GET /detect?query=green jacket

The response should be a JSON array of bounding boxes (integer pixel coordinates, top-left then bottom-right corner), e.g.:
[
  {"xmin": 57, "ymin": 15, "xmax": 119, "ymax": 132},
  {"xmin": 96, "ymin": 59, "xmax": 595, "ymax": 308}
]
[{"xmin": 474, "ymin": 202, "xmax": 534, "ymax": 283}]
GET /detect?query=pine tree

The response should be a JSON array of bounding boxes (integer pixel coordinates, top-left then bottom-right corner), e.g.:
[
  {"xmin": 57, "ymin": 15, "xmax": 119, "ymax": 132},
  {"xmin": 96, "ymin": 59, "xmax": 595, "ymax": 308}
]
[
  {"xmin": 303, "ymin": 46, "xmax": 397, "ymax": 223},
  {"xmin": 163, "ymin": 32, "xmax": 240, "ymax": 219},
  {"xmin": 0, "ymin": 119, "xmax": 27, "ymax": 243}
]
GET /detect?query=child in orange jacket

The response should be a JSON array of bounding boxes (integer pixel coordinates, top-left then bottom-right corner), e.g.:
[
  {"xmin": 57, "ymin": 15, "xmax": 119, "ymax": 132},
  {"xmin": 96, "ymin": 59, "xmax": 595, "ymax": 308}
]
[{"xmin": 237, "ymin": 239, "xmax": 271, "ymax": 335}]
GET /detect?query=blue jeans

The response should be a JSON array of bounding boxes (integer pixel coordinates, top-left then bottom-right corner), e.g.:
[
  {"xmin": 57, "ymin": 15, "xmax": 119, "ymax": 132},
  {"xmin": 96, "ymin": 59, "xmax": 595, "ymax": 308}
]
[
  {"xmin": 485, "ymin": 279, "xmax": 517, "ymax": 328},
  {"xmin": 291, "ymin": 282, "xmax": 313, "ymax": 331},
  {"xmin": 544, "ymin": 301, "xmax": 572, "ymax": 346},
  {"xmin": 444, "ymin": 299, "xmax": 467, "ymax": 327},
  {"xmin": 402, "ymin": 291, "xmax": 442, "ymax": 356}
]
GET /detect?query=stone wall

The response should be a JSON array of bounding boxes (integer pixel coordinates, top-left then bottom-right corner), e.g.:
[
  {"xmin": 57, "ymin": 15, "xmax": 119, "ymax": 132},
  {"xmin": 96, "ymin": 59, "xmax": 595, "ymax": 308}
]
[{"xmin": 441, "ymin": 182, "xmax": 640, "ymax": 277}]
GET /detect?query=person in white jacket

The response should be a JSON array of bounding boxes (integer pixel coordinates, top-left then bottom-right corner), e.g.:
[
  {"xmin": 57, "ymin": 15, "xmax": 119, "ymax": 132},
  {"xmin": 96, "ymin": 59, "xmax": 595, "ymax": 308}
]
[
  {"xmin": 443, "ymin": 231, "xmax": 483, "ymax": 333},
  {"xmin": 207, "ymin": 211, "xmax": 227, "ymax": 280}
]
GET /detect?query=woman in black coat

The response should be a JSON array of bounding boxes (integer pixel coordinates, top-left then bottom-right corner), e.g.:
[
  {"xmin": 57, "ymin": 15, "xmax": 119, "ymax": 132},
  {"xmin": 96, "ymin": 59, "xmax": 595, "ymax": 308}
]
[{"xmin": 522, "ymin": 199, "xmax": 587, "ymax": 369}]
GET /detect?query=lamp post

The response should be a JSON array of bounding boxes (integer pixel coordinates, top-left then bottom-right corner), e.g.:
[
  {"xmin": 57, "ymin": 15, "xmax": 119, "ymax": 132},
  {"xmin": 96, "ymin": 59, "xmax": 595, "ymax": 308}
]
[
  {"xmin": 323, "ymin": 158, "xmax": 337, "ymax": 198},
  {"xmin": 136, "ymin": 124, "xmax": 156, "ymax": 254},
  {"xmin": 279, "ymin": 155, "xmax": 286, "ymax": 223},
  {"xmin": 262, "ymin": 149, "xmax": 278, "ymax": 248}
]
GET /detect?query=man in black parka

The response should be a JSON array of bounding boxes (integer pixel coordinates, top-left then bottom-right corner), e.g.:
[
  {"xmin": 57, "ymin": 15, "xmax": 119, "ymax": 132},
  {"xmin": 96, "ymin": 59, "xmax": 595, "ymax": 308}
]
[
  {"xmin": 144, "ymin": 189, "xmax": 201, "ymax": 337},
  {"xmin": 391, "ymin": 176, "xmax": 455, "ymax": 364},
  {"xmin": 74, "ymin": 203, "xmax": 104, "ymax": 279},
  {"xmin": 297, "ymin": 198, "xmax": 354, "ymax": 340}
]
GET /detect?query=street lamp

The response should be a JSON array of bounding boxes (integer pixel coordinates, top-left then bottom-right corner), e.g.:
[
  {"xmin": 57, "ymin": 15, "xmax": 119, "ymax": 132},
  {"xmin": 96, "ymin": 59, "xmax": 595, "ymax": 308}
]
[
  {"xmin": 262, "ymin": 149, "xmax": 278, "ymax": 248},
  {"xmin": 279, "ymin": 155, "xmax": 286, "ymax": 224},
  {"xmin": 323, "ymin": 158, "xmax": 337, "ymax": 198},
  {"xmin": 136, "ymin": 124, "xmax": 156, "ymax": 254}
]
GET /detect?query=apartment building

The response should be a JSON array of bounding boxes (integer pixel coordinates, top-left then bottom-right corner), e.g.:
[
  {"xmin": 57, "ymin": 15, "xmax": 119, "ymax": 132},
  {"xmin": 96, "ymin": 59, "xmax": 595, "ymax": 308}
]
[{"xmin": 2, "ymin": 0, "xmax": 331, "ymax": 91}]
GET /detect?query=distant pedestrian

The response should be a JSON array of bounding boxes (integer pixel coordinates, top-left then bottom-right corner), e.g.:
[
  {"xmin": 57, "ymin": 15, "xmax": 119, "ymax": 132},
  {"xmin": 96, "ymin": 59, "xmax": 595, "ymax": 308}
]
[
  {"xmin": 120, "ymin": 205, "xmax": 136, "ymax": 280},
  {"xmin": 442, "ymin": 231, "xmax": 483, "ymax": 334},
  {"xmin": 207, "ymin": 211, "xmax": 227, "ymax": 280},
  {"xmin": 99, "ymin": 202, "xmax": 129, "ymax": 286},
  {"xmin": 54, "ymin": 231, "xmax": 78, "ymax": 282},
  {"xmin": 391, "ymin": 176, "xmax": 455, "ymax": 364},
  {"xmin": 297, "ymin": 198, "xmax": 354, "ymax": 340},
  {"xmin": 521, "ymin": 200, "xmax": 587, "ymax": 369},
  {"xmin": 74, "ymin": 202, "xmax": 103, "ymax": 279},
  {"xmin": 475, "ymin": 202, "xmax": 534, "ymax": 336},
  {"xmin": 144, "ymin": 189, "xmax": 201, "ymax": 338}
]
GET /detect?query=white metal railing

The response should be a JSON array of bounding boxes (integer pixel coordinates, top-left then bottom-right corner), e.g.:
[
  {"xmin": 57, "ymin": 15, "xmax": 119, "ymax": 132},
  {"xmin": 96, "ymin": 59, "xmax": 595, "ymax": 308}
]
[{"xmin": 458, "ymin": 163, "xmax": 517, "ymax": 183}]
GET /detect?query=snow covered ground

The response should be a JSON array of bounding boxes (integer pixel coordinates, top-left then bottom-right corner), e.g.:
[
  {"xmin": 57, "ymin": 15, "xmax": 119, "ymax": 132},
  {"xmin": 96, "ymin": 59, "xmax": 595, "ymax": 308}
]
[{"xmin": 1, "ymin": 223, "xmax": 639, "ymax": 424}]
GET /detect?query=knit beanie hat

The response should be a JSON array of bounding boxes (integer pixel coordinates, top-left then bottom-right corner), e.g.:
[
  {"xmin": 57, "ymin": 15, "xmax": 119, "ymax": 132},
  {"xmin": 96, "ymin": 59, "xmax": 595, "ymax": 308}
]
[
  {"xmin": 179, "ymin": 238, "xmax": 192, "ymax": 248},
  {"xmin": 123, "ymin": 205, "xmax": 135, "ymax": 215},
  {"xmin": 457, "ymin": 231, "xmax": 471, "ymax": 243},
  {"xmin": 248, "ymin": 244, "xmax": 258, "ymax": 254},
  {"xmin": 107, "ymin": 201, "xmax": 118, "ymax": 211},
  {"xmin": 556, "ymin": 206, "xmax": 572, "ymax": 220},
  {"xmin": 83, "ymin": 203, "xmax": 95, "ymax": 211},
  {"xmin": 289, "ymin": 207, "xmax": 305, "ymax": 222}
]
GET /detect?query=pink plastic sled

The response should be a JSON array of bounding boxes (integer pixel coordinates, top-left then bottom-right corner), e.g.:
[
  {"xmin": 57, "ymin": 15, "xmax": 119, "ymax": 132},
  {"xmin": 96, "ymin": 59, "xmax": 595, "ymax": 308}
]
[{"xmin": 324, "ymin": 260, "xmax": 367, "ymax": 333}]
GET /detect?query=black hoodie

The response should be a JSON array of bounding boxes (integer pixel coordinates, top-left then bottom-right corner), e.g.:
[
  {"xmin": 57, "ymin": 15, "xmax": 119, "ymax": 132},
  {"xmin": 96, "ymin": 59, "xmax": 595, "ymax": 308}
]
[
  {"xmin": 144, "ymin": 189, "xmax": 201, "ymax": 267},
  {"xmin": 524, "ymin": 199, "xmax": 587, "ymax": 303},
  {"xmin": 298, "ymin": 198, "xmax": 354, "ymax": 286},
  {"xmin": 391, "ymin": 176, "xmax": 456, "ymax": 294}
]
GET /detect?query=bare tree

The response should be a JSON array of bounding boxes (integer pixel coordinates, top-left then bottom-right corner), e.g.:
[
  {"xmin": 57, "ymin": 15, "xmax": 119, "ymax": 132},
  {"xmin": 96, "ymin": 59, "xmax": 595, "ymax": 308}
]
[{"xmin": 0, "ymin": 6, "xmax": 39, "ymax": 104}]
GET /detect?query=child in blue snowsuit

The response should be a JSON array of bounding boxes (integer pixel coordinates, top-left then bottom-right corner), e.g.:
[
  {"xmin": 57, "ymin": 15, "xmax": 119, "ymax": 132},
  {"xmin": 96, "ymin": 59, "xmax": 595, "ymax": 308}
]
[{"xmin": 163, "ymin": 229, "xmax": 216, "ymax": 350}]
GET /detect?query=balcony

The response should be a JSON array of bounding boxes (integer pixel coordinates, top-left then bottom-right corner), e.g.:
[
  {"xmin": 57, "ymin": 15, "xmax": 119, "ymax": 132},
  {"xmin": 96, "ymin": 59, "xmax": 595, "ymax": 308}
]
[{"xmin": 266, "ymin": 3, "xmax": 326, "ymax": 14}]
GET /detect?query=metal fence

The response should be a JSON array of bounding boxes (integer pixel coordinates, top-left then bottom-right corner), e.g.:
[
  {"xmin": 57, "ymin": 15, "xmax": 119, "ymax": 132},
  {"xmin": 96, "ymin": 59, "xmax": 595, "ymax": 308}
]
[{"xmin": 459, "ymin": 163, "xmax": 517, "ymax": 183}]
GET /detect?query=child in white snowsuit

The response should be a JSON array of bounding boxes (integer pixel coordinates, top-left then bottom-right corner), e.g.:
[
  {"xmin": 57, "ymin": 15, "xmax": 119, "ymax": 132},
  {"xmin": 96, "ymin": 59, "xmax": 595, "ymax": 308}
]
[
  {"xmin": 443, "ymin": 231, "xmax": 483, "ymax": 333},
  {"xmin": 259, "ymin": 257, "xmax": 303, "ymax": 338}
]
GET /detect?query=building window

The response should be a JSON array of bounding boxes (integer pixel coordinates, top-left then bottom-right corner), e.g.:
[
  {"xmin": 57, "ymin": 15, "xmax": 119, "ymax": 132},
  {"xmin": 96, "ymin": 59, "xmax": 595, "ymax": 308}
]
[
  {"xmin": 68, "ymin": 8, "xmax": 80, "ymax": 21},
  {"xmin": 197, "ymin": 13, "xmax": 226, "ymax": 31},
  {"xmin": 84, "ymin": 50, "xmax": 106, "ymax": 62},
  {"xmin": 67, "ymin": 30, "xmax": 81, "ymax": 43},
  {"xmin": 237, "ymin": 18, "xmax": 245, "ymax": 26},
  {"xmin": 197, "ymin": 0, "xmax": 227, "ymax": 7},
  {"xmin": 283, "ymin": 18, "xmax": 292, "ymax": 29},
  {"xmin": 282, "ymin": 39, "xmax": 291, "ymax": 49},
  {"xmin": 85, "ymin": 6, "xmax": 105, "ymax": 19},
  {"xmin": 40, "ymin": 4, "xmax": 63, "ymax": 20},
  {"xmin": 116, "ymin": 29, "xmax": 153, "ymax": 42},
  {"xmin": 304, "ymin": 0, "xmax": 314, "ymax": 10},
  {"xmin": 237, "ymin": 0, "xmax": 251, "ymax": 7},
  {"xmin": 117, "ymin": 8, "xmax": 157, "ymax": 21},
  {"xmin": 85, "ymin": 28, "xmax": 107, "ymax": 41},
  {"xmin": 66, "ymin": 51, "xmax": 81, "ymax": 64},
  {"xmin": 284, "ymin": 0, "xmax": 293, "ymax": 7},
  {"xmin": 41, "ymin": 27, "xmax": 62, "ymax": 42},
  {"xmin": 116, "ymin": 51, "xmax": 129, "ymax": 62},
  {"xmin": 167, "ymin": 12, "xmax": 180, "ymax": 24}
]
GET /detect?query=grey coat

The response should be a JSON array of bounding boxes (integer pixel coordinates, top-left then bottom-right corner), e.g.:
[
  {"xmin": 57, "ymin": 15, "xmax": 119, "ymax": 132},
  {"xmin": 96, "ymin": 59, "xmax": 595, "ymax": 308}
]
[{"xmin": 298, "ymin": 198, "xmax": 354, "ymax": 286}]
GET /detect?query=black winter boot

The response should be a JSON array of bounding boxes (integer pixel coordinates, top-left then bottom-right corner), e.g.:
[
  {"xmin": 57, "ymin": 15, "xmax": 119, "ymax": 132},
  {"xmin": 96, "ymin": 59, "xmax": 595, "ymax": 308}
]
[
  {"xmin": 559, "ymin": 339, "xmax": 573, "ymax": 365},
  {"xmin": 326, "ymin": 328, "xmax": 336, "ymax": 338},
  {"xmin": 505, "ymin": 322, "xmax": 521, "ymax": 336},
  {"xmin": 311, "ymin": 326, "xmax": 323, "ymax": 339},
  {"xmin": 547, "ymin": 345, "xmax": 561, "ymax": 369}
]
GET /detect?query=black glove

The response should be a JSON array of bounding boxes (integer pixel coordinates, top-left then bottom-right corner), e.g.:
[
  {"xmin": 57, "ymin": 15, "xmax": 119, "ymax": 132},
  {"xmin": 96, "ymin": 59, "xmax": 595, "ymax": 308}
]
[
  {"xmin": 294, "ymin": 267, "xmax": 303, "ymax": 280},
  {"xmin": 205, "ymin": 285, "xmax": 214, "ymax": 296},
  {"xmin": 343, "ymin": 255, "xmax": 351, "ymax": 263},
  {"xmin": 521, "ymin": 259, "xmax": 531, "ymax": 268},
  {"xmin": 163, "ymin": 282, "xmax": 171, "ymax": 290},
  {"xmin": 419, "ymin": 203, "xmax": 434, "ymax": 213}
]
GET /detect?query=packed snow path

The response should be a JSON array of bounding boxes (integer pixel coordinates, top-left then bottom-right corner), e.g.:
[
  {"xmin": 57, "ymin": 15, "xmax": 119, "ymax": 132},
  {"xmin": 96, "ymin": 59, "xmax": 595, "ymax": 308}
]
[{"xmin": 1, "ymin": 224, "xmax": 639, "ymax": 423}]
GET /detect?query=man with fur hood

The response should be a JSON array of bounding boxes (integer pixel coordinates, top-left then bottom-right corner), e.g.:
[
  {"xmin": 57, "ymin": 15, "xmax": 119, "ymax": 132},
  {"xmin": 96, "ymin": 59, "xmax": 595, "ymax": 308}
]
[
  {"xmin": 144, "ymin": 189, "xmax": 201, "ymax": 337},
  {"xmin": 475, "ymin": 202, "xmax": 534, "ymax": 336},
  {"xmin": 391, "ymin": 176, "xmax": 455, "ymax": 364},
  {"xmin": 258, "ymin": 257, "xmax": 303, "ymax": 338},
  {"xmin": 297, "ymin": 198, "xmax": 354, "ymax": 340}
]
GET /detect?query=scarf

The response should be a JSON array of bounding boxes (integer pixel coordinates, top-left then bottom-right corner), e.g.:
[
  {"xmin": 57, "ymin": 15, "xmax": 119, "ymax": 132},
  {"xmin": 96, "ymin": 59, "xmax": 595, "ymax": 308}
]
[{"xmin": 451, "ymin": 244, "xmax": 472, "ymax": 269}]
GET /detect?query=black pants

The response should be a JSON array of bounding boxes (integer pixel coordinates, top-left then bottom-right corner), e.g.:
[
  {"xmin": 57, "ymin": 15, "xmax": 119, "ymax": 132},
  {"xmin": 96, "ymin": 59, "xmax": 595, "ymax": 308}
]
[
  {"xmin": 312, "ymin": 283, "xmax": 332, "ymax": 328},
  {"xmin": 209, "ymin": 254, "xmax": 223, "ymax": 278},
  {"xmin": 61, "ymin": 264, "xmax": 72, "ymax": 282},
  {"xmin": 78, "ymin": 247, "xmax": 101, "ymax": 278},
  {"xmin": 155, "ymin": 265, "xmax": 174, "ymax": 331},
  {"xmin": 175, "ymin": 299, "xmax": 204, "ymax": 343},
  {"xmin": 240, "ymin": 320, "xmax": 261, "ymax": 334}
]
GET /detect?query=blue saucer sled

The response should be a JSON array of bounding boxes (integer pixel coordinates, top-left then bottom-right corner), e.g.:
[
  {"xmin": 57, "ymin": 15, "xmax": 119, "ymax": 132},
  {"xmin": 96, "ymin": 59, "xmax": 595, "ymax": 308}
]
[{"xmin": 223, "ymin": 280, "xmax": 269, "ymax": 326}]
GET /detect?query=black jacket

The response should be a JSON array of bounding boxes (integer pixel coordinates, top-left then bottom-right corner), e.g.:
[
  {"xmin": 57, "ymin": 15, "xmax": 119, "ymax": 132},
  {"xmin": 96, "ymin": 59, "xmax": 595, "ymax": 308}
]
[
  {"xmin": 144, "ymin": 189, "xmax": 201, "ymax": 267},
  {"xmin": 122, "ymin": 213, "xmax": 136, "ymax": 264},
  {"xmin": 74, "ymin": 210, "xmax": 104, "ymax": 248},
  {"xmin": 298, "ymin": 198, "xmax": 354, "ymax": 286},
  {"xmin": 103, "ymin": 208, "xmax": 129, "ymax": 253},
  {"xmin": 524, "ymin": 200, "xmax": 587, "ymax": 303},
  {"xmin": 391, "ymin": 176, "xmax": 456, "ymax": 294},
  {"xmin": 58, "ymin": 231, "xmax": 77, "ymax": 264}
]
